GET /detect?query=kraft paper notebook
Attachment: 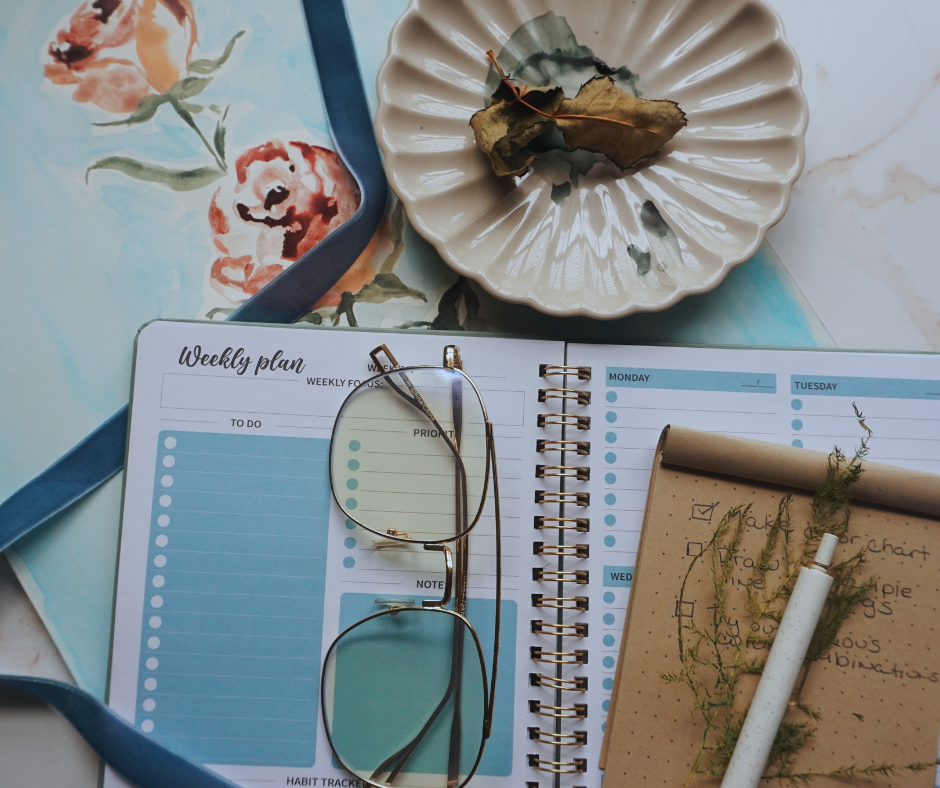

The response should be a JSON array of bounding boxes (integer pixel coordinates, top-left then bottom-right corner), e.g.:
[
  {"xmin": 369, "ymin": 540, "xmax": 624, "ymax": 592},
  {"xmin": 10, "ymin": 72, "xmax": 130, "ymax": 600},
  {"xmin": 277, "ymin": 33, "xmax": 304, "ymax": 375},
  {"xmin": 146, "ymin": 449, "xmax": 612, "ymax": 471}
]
[
  {"xmin": 106, "ymin": 321, "xmax": 940, "ymax": 788},
  {"xmin": 600, "ymin": 426, "xmax": 940, "ymax": 788}
]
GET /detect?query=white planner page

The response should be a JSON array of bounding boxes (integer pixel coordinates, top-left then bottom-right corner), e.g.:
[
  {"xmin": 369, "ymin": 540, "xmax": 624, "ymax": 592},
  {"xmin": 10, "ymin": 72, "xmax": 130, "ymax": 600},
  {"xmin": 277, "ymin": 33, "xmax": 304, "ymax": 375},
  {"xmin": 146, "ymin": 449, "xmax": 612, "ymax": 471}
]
[
  {"xmin": 567, "ymin": 343, "xmax": 940, "ymax": 764},
  {"xmin": 105, "ymin": 320, "xmax": 565, "ymax": 788}
]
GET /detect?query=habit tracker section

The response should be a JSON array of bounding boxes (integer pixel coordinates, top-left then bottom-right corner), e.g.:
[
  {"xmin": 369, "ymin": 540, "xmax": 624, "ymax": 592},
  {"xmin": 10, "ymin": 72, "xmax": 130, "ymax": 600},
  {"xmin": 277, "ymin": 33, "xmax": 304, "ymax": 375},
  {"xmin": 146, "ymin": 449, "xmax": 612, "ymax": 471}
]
[{"xmin": 138, "ymin": 430, "xmax": 331, "ymax": 767}]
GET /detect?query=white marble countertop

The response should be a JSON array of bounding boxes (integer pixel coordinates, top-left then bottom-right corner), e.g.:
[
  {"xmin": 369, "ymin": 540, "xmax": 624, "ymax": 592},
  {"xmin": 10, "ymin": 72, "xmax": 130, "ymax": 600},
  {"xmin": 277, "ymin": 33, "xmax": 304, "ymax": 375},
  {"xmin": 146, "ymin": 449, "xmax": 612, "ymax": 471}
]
[{"xmin": 2, "ymin": 0, "xmax": 939, "ymax": 783}]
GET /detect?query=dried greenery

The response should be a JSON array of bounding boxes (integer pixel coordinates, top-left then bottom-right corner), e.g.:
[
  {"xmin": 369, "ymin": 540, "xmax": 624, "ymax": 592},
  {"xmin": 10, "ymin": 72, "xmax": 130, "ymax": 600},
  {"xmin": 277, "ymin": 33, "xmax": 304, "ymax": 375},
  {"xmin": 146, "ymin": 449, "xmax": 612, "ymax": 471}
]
[{"xmin": 662, "ymin": 406, "xmax": 939, "ymax": 784}]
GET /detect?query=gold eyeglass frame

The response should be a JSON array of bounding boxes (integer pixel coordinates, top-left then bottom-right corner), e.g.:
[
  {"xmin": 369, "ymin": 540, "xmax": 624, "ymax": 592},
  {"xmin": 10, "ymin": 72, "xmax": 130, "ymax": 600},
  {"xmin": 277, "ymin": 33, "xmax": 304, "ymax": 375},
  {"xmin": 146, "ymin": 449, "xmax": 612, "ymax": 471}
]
[{"xmin": 320, "ymin": 344, "xmax": 503, "ymax": 788}]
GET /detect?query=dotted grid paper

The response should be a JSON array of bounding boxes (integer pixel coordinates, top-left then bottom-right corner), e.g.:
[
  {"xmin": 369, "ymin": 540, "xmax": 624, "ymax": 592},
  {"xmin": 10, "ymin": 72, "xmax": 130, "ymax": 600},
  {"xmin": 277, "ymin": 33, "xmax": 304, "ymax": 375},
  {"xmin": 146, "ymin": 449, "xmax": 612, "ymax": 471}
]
[{"xmin": 140, "ymin": 430, "xmax": 331, "ymax": 767}]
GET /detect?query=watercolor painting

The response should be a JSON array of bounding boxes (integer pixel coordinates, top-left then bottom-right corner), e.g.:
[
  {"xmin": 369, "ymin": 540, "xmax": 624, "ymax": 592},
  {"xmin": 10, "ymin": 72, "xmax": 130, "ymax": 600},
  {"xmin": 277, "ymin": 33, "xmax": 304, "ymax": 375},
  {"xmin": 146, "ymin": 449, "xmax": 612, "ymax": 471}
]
[
  {"xmin": 0, "ymin": 0, "xmax": 829, "ymax": 700},
  {"xmin": 38, "ymin": 0, "xmax": 450, "ymax": 328}
]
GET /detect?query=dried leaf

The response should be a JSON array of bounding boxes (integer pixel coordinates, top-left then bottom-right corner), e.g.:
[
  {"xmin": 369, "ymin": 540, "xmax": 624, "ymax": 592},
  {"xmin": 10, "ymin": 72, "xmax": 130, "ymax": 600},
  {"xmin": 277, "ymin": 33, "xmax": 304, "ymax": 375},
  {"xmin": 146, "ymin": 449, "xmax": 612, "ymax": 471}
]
[
  {"xmin": 470, "ymin": 83, "xmax": 564, "ymax": 177},
  {"xmin": 553, "ymin": 76, "xmax": 686, "ymax": 169}
]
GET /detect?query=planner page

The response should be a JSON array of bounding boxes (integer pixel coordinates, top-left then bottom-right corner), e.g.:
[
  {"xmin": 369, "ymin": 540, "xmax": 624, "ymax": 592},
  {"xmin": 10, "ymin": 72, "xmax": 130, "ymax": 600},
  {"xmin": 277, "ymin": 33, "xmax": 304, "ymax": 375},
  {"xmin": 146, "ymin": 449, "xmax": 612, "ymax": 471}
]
[
  {"xmin": 566, "ymin": 343, "xmax": 940, "ymax": 760},
  {"xmin": 105, "ymin": 320, "xmax": 565, "ymax": 788}
]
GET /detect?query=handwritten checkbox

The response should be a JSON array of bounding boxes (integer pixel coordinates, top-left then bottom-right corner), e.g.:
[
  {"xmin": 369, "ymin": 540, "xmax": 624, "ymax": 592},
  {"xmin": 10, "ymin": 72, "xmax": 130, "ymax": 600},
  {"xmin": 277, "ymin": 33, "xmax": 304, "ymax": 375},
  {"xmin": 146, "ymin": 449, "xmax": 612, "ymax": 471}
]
[
  {"xmin": 686, "ymin": 541, "xmax": 704, "ymax": 557},
  {"xmin": 675, "ymin": 600, "xmax": 695, "ymax": 618},
  {"xmin": 691, "ymin": 502, "xmax": 719, "ymax": 522}
]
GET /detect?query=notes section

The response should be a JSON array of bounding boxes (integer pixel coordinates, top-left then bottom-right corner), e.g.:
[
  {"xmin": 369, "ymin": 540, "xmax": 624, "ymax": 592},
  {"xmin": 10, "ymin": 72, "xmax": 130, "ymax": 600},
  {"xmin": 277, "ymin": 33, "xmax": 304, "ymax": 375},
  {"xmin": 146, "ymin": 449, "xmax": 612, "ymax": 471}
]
[{"xmin": 139, "ymin": 431, "xmax": 331, "ymax": 767}]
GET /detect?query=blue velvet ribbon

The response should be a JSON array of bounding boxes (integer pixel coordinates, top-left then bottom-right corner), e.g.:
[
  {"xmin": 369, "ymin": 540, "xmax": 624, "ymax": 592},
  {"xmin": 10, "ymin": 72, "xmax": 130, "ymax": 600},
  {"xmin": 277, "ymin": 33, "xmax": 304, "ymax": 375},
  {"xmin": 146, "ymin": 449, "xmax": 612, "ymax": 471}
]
[{"xmin": 0, "ymin": 0, "xmax": 385, "ymax": 782}]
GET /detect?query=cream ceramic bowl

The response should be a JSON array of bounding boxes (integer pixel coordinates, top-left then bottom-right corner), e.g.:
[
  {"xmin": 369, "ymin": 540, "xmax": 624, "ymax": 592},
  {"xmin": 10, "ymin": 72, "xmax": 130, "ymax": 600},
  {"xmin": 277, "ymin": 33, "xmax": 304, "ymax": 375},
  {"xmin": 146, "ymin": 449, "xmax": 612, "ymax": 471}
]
[{"xmin": 375, "ymin": 0, "xmax": 808, "ymax": 318}]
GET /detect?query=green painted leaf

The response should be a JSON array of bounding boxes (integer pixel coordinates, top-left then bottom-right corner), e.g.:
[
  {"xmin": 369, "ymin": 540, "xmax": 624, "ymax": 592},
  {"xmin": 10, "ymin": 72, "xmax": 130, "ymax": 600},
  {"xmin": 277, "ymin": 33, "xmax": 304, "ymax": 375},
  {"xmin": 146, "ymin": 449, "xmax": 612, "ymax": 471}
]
[
  {"xmin": 188, "ymin": 30, "xmax": 246, "ymax": 74},
  {"xmin": 214, "ymin": 121, "xmax": 226, "ymax": 162},
  {"xmin": 169, "ymin": 76, "xmax": 212, "ymax": 100},
  {"xmin": 86, "ymin": 157, "xmax": 225, "ymax": 191},
  {"xmin": 94, "ymin": 94, "xmax": 171, "ymax": 126},
  {"xmin": 628, "ymin": 244, "xmax": 651, "ymax": 276},
  {"xmin": 429, "ymin": 276, "xmax": 480, "ymax": 331},
  {"xmin": 354, "ymin": 272, "xmax": 427, "ymax": 304},
  {"xmin": 484, "ymin": 12, "xmax": 638, "ymax": 99},
  {"xmin": 378, "ymin": 200, "xmax": 406, "ymax": 275}
]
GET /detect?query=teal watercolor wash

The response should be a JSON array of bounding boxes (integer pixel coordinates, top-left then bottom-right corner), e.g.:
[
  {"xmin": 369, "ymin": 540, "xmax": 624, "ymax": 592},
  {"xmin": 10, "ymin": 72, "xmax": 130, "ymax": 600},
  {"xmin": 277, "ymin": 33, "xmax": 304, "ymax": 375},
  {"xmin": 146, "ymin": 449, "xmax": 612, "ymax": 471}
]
[
  {"xmin": 603, "ymin": 635, "xmax": 615, "ymax": 647},
  {"xmin": 603, "ymin": 656, "xmax": 615, "ymax": 668},
  {"xmin": 604, "ymin": 535, "xmax": 616, "ymax": 547},
  {"xmin": 604, "ymin": 493, "xmax": 616, "ymax": 505},
  {"xmin": 792, "ymin": 419, "xmax": 803, "ymax": 430},
  {"xmin": 349, "ymin": 440, "xmax": 361, "ymax": 452},
  {"xmin": 604, "ymin": 514, "xmax": 616, "ymax": 526},
  {"xmin": 344, "ymin": 537, "xmax": 356, "ymax": 549},
  {"xmin": 346, "ymin": 479, "xmax": 358, "ymax": 490},
  {"xmin": 605, "ymin": 411, "xmax": 617, "ymax": 423},
  {"xmin": 343, "ymin": 557, "xmax": 355, "ymax": 569},
  {"xmin": 791, "ymin": 399, "xmax": 802, "ymax": 410},
  {"xmin": 602, "ymin": 700, "xmax": 610, "ymax": 712},
  {"xmin": 606, "ymin": 391, "xmax": 617, "ymax": 403},
  {"xmin": 345, "ymin": 519, "xmax": 357, "ymax": 530},
  {"xmin": 603, "ymin": 613, "xmax": 614, "ymax": 625},
  {"xmin": 345, "ymin": 498, "xmax": 357, "ymax": 510},
  {"xmin": 605, "ymin": 473, "xmax": 616, "ymax": 484},
  {"xmin": 792, "ymin": 439, "xmax": 804, "ymax": 448},
  {"xmin": 603, "ymin": 592, "xmax": 615, "ymax": 604},
  {"xmin": 347, "ymin": 459, "xmax": 360, "ymax": 470},
  {"xmin": 602, "ymin": 722, "xmax": 606, "ymax": 732},
  {"xmin": 605, "ymin": 452, "xmax": 616, "ymax": 464},
  {"xmin": 605, "ymin": 432, "xmax": 616, "ymax": 444},
  {"xmin": 603, "ymin": 678, "xmax": 614, "ymax": 690}
]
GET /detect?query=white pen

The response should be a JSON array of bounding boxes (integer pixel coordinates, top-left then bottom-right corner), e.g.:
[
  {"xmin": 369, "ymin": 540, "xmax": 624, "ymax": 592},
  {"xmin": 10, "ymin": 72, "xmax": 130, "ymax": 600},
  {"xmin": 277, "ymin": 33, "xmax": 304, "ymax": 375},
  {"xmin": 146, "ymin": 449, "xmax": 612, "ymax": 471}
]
[{"xmin": 720, "ymin": 533, "xmax": 839, "ymax": 788}]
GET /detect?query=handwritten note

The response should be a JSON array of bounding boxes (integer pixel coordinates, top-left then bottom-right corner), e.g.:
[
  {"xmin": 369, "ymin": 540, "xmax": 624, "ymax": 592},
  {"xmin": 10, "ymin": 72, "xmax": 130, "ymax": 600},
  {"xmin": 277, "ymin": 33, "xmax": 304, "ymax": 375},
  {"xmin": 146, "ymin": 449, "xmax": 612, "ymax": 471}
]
[{"xmin": 604, "ymin": 459, "xmax": 940, "ymax": 788}]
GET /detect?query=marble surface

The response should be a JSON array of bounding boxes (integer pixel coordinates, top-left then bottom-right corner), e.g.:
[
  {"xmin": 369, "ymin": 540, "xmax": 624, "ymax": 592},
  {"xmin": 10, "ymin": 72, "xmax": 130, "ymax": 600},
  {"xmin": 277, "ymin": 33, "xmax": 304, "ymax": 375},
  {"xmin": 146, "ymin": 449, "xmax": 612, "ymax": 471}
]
[
  {"xmin": 0, "ymin": 557, "xmax": 99, "ymax": 786},
  {"xmin": 767, "ymin": 0, "xmax": 940, "ymax": 352},
  {"xmin": 2, "ymin": 0, "xmax": 939, "ymax": 783}
]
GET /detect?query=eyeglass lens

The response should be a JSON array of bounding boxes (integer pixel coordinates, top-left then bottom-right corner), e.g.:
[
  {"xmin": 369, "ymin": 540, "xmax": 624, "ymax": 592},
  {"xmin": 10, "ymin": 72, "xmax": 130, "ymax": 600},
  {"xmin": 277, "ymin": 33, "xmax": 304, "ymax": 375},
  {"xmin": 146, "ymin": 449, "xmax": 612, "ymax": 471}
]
[
  {"xmin": 331, "ymin": 368, "xmax": 488, "ymax": 542},
  {"xmin": 322, "ymin": 608, "xmax": 487, "ymax": 788}
]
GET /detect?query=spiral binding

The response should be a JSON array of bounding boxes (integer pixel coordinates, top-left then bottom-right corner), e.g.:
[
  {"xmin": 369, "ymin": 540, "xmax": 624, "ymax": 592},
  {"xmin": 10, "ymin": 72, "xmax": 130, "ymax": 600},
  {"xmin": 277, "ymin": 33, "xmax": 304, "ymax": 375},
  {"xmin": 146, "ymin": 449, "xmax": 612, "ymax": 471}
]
[{"xmin": 530, "ymin": 361, "xmax": 591, "ymax": 788}]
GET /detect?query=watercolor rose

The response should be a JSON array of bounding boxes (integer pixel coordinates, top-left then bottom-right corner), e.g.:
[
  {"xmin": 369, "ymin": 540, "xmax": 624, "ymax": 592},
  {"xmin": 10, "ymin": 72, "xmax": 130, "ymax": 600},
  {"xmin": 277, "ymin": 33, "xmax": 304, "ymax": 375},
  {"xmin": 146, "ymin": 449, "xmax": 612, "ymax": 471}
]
[
  {"xmin": 43, "ymin": 0, "xmax": 197, "ymax": 114},
  {"xmin": 206, "ymin": 139, "xmax": 396, "ymax": 311}
]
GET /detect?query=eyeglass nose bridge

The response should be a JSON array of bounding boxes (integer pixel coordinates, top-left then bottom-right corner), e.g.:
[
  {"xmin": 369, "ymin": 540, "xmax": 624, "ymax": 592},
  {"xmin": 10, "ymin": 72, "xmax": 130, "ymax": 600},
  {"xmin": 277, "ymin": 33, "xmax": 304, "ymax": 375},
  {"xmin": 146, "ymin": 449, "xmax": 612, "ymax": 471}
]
[{"xmin": 421, "ymin": 544, "xmax": 453, "ymax": 608}]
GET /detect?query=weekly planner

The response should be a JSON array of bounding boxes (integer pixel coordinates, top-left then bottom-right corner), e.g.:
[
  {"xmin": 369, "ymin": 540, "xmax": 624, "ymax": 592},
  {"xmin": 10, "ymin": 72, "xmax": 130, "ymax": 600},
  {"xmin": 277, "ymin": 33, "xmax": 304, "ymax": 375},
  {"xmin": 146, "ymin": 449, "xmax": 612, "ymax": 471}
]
[{"xmin": 105, "ymin": 320, "xmax": 940, "ymax": 788}]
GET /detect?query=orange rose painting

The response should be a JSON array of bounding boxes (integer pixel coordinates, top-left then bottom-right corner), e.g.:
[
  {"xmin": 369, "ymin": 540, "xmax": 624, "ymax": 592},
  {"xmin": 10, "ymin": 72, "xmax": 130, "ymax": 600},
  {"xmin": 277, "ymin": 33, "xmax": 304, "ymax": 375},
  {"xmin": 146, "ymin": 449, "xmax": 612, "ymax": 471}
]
[
  {"xmin": 202, "ymin": 137, "xmax": 421, "ymax": 321},
  {"xmin": 42, "ymin": 0, "xmax": 429, "ymax": 327},
  {"xmin": 208, "ymin": 140, "xmax": 361, "ymax": 301},
  {"xmin": 43, "ymin": 0, "xmax": 197, "ymax": 114}
]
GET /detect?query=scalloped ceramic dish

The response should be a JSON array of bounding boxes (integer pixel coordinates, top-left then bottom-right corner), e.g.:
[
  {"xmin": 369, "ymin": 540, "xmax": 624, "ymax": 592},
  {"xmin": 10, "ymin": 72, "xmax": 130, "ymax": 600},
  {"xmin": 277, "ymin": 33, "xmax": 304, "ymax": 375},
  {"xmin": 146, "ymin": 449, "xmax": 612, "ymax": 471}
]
[{"xmin": 375, "ymin": 0, "xmax": 808, "ymax": 318}]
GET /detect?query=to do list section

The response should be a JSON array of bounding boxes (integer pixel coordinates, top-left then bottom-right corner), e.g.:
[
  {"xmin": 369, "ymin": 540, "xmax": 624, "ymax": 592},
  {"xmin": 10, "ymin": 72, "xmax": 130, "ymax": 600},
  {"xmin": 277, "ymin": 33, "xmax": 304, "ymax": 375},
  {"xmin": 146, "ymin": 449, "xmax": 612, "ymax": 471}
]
[{"xmin": 139, "ymin": 430, "xmax": 331, "ymax": 767}]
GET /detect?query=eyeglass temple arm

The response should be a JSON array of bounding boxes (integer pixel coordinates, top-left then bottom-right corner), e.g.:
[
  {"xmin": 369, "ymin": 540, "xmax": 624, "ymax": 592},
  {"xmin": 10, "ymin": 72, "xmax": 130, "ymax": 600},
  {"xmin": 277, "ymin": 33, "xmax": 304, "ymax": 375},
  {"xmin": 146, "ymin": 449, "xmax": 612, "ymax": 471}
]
[
  {"xmin": 369, "ymin": 345, "xmax": 466, "ymax": 470},
  {"xmin": 421, "ymin": 544, "xmax": 453, "ymax": 608},
  {"xmin": 483, "ymin": 420, "xmax": 501, "ymax": 739},
  {"xmin": 369, "ymin": 344, "xmax": 400, "ymax": 373}
]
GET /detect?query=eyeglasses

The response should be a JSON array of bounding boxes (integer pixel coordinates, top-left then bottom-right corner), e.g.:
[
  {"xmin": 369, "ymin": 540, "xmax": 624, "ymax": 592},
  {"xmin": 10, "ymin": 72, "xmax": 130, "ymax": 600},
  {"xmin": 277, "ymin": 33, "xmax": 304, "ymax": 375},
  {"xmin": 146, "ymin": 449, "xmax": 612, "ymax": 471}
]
[{"xmin": 321, "ymin": 344, "xmax": 502, "ymax": 788}]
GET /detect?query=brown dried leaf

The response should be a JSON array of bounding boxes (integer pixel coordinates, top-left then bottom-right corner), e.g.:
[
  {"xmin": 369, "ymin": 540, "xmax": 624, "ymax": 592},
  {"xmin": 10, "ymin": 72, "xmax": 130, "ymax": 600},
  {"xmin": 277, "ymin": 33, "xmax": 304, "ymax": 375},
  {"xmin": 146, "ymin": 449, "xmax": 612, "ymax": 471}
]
[
  {"xmin": 554, "ymin": 76, "xmax": 687, "ymax": 169},
  {"xmin": 469, "ymin": 83, "xmax": 564, "ymax": 177}
]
